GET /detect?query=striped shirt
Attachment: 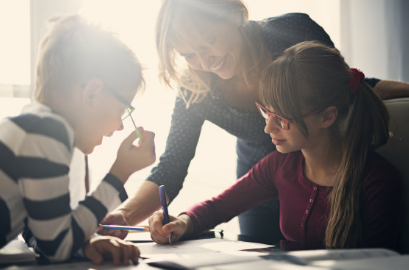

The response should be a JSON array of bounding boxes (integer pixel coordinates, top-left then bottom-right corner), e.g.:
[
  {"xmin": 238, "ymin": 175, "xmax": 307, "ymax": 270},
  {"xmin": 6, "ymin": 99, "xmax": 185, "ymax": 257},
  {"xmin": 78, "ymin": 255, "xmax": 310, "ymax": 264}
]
[{"xmin": 0, "ymin": 103, "xmax": 127, "ymax": 261}]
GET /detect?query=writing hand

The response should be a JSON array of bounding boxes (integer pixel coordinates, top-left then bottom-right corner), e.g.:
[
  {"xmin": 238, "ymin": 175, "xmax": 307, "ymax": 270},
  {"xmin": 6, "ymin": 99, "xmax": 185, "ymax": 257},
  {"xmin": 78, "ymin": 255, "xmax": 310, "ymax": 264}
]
[{"xmin": 149, "ymin": 211, "xmax": 189, "ymax": 244}]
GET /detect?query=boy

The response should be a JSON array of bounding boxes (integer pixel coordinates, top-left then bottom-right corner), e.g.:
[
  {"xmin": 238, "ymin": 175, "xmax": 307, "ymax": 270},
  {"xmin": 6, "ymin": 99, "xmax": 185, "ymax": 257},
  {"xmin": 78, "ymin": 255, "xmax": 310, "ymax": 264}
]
[{"xmin": 0, "ymin": 15, "xmax": 155, "ymax": 265}]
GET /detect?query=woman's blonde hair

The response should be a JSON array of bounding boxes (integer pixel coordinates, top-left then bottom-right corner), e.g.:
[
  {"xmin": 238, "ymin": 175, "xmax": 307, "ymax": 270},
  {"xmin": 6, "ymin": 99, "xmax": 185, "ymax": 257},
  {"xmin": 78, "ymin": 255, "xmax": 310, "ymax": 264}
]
[
  {"xmin": 260, "ymin": 41, "xmax": 389, "ymax": 248},
  {"xmin": 156, "ymin": 0, "xmax": 267, "ymax": 106},
  {"xmin": 35, "ymin": 14, "xmax": 144, "ymax": 104}
]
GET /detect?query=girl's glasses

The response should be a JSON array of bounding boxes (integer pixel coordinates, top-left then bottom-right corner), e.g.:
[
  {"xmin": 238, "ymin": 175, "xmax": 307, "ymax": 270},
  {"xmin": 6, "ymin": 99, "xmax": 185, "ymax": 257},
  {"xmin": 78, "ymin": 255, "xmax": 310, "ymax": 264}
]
[{"xmin": 255, "ymin": 102, "xmax": 322, "ymax": 130}]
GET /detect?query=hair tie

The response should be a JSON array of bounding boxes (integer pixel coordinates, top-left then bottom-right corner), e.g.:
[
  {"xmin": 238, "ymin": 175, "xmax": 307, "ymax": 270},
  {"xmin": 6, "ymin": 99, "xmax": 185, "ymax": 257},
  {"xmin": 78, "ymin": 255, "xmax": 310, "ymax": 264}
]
[{"xmin": 349, "ymin": 68, "xmax": 365, "ymax": 93}]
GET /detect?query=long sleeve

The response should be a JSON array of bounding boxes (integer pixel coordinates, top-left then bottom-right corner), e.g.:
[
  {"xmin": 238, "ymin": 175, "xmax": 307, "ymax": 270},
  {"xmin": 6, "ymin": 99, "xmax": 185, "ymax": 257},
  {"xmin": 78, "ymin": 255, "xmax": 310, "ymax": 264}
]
[
  {"xmin": 183, "ymin": 152, "xmax": 279, "ymax": 235},
  {"xmin": 0, "ymin": 106, "xmax": 127, "ymax": 261},
  {"xmin": 147, "ymin": 96, "xmax": 205, "ymax": 201}
]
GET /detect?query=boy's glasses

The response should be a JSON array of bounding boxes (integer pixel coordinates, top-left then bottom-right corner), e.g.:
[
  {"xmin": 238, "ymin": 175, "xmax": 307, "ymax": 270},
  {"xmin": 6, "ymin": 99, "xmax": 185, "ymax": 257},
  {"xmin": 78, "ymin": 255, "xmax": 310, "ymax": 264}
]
[
  {"xmin": 255, "ymin": 102, "xmax": 322, "ymax": 130},
  {"xmin": 103, "ymin": 85, "xmax": 144, "ymax": 139},
  {"xmin": 103, "ymin": 85, "xmax": 135, "ymax": 121},
  {"xmin": 122, "ymin": 106, "xmax": 135, "ymax": 121}
]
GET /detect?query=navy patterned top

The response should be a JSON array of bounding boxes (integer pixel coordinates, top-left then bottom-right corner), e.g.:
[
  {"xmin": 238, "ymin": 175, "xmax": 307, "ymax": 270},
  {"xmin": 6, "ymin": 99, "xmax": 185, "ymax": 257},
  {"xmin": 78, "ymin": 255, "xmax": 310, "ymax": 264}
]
[{"xmin": 148, "ymin": 13, "xmax": 378, "ymax": 201}]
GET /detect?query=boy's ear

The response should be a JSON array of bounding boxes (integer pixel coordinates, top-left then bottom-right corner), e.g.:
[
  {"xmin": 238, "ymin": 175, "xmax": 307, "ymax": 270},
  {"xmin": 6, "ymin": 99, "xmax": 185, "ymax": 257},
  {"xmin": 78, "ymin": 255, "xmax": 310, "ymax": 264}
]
[
  {"xmin": 320, "ymin": 106, "xmax": 338, "ymax": 129},
  {"xmin": 82, "ymin": 78, "xmax": 104, "ymax": 107}
]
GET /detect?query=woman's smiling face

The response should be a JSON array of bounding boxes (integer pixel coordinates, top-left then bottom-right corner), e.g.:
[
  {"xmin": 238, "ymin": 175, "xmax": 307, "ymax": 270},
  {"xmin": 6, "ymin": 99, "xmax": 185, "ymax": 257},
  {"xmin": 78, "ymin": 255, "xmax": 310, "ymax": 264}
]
[{"xmin": 175, "ymin": 21, "xmax": 244, "ymax": 80}]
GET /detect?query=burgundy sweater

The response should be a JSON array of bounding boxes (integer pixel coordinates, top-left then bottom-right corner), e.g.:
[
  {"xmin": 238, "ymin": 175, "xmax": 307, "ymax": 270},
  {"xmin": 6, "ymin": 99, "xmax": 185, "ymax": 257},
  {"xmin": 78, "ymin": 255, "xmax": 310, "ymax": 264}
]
[{"xmin": 184, "ymin": 151, "xmax": 402, "ymax": 249}]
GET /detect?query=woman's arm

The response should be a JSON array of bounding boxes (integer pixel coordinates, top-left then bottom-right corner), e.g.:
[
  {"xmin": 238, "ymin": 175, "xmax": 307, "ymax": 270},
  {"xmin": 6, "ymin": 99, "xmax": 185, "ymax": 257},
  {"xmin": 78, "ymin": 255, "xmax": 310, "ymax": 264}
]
[
  {"xmin": 373, "ymin": 80, "xmax": 409, "ymax": 100},
  {"xmin": 119, "ymin": 181, "xmax": 162, "ymax": 225}
]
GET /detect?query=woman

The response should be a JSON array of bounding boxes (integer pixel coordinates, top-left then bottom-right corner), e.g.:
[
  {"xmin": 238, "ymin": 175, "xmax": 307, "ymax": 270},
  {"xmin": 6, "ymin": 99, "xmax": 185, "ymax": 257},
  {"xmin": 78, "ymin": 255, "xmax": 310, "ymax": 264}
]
[
  {"xmin": 100, "ymin": 0, "xmax": 408, "ymax": 242},
  {"xmin": 149, "ymin": 41, "xmax": 402, "ymax": 249}
]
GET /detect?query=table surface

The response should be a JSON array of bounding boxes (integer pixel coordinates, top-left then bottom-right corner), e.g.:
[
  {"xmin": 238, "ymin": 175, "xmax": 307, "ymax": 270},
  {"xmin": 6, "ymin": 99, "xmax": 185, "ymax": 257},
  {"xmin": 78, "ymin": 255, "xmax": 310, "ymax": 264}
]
[
  {"xmin": 196, "ymin": 229, "xmax": 325, "ymax": 252},
  {"xmin": 0, "ymin": 231, "xmax": 324, "ymax": 269}
]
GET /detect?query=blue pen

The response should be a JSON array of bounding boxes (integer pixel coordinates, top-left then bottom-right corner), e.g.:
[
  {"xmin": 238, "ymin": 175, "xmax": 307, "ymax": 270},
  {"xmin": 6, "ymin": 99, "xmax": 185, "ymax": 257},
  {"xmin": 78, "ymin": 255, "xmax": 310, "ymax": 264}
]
[
  {"xmin": 159, "ymin": 185, "xmax": 172, "ymax": 244},
  {"xmin": 101, "ymin": 225, "xmax": 150, "ymax": 232}
]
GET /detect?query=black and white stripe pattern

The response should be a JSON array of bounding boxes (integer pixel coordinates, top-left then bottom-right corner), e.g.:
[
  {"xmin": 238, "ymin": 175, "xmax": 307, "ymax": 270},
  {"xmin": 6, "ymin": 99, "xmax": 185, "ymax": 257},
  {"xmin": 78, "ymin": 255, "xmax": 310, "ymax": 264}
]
[{"xmin": 0, "ymin": 103, "xmax": 127, "ymax": 261}]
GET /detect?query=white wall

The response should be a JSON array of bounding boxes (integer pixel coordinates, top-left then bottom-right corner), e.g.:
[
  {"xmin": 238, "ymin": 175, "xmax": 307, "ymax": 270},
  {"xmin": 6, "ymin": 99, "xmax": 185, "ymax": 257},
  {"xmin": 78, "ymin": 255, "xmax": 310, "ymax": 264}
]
[
  {"xmin": 340, "ymin": 0, "xmax": 409, "ymax": 81},
  {"xmin": 30, "ymin": 0, "xmax": 83, "ymax": 95}
]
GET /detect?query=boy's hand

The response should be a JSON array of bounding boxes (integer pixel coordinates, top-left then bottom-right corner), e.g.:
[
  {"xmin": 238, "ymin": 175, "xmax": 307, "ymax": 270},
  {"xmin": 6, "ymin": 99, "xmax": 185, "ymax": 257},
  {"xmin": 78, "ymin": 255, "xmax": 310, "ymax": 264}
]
[
  {"xmin": 83, "ymin": 236, "xmax": 140, "ymax": 265},
  {"xmin": 110, "ymin": 128, "xmax": 155, "ymax": 183},
  {"xmin": 97, "ymin": 210, "xmax": 129, "ymax": 239},
  {"xmin": 149, "ymin": 211, "xmax": 192, "ymax": 244}
]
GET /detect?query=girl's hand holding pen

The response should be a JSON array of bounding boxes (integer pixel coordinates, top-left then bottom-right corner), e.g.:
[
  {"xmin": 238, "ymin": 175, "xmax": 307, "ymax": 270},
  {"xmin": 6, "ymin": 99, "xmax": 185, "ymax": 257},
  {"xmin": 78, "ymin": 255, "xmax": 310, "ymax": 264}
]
[
  {"xmin": 149, "ymin": 211, "xmax": 194, "ymax": 244},
  {"xmin": 110, "ymin": 127, "xmax": 156, "ymax": 184}
]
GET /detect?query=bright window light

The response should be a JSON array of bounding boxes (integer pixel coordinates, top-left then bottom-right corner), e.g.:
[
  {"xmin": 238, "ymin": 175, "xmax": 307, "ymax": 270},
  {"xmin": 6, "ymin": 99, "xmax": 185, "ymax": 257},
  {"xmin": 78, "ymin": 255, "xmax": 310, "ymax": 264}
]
[{"xmin": 0, "ymin": 0, "xmax": 31, "ymax": 85}]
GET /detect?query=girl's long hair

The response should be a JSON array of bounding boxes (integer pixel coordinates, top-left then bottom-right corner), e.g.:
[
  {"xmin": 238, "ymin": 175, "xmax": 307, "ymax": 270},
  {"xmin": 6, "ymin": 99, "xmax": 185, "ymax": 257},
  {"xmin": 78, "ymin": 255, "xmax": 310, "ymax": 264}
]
[
  {"xmin": 260, "ymin": 41, "xmax": 389, "ymax": 248},
  {"xmin": 155, "ymin": 0, "xmax": 268, "ymax": 106}
]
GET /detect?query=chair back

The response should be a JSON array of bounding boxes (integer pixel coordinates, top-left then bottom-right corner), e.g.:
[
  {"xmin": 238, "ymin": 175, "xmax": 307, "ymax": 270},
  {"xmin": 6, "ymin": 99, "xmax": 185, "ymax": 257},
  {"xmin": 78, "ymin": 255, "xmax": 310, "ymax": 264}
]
[{"xmin": 377, "ymin": 97, "xmax": 409, "ymax": 254}]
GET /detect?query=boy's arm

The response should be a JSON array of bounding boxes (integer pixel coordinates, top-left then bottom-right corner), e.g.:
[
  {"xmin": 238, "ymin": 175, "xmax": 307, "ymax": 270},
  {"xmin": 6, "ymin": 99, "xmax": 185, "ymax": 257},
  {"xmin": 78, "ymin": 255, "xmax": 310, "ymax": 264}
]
[{"xmin": 17, "ymin": 117, "xmax": 128, "ymax": 262}]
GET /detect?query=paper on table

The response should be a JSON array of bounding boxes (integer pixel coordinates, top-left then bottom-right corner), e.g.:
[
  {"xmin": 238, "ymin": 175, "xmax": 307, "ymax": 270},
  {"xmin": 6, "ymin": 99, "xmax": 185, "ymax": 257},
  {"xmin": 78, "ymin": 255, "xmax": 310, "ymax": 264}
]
[
  {"xmin": 144, "ymin": 252, "xmax": 261, "ymax": 270},
  {"xmin": 137, "ymin": 238, "xmax": 274, "ymax": 258},
  {"xmin": 199, "ymin": 240, "xmax": 273, "ymax": 252},
  {"xmin": 139, "ymin": 238, "xmax": 276, "ymax": 270},
  {"xmin": 138, "ymin": 239, "xmax": 213, "ymax": 258},
  {"xmin": 0, "ymin": 239, "xmax": 36, "ymax": 265},
  {"xmin": 196, "ymin": 259, "xmax": 333, "ymax": 270},
  {"xmin": 125, "ymin": 232, "xmax": 154, "ymax": 242}
]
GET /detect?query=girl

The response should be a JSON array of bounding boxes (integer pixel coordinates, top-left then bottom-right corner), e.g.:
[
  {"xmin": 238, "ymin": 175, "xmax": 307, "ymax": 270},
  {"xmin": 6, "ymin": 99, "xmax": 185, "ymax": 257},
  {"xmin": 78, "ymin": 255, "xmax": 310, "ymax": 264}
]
[{"xmin": 149, "ymin": 41, "xmax": 402, "ymax": 249}]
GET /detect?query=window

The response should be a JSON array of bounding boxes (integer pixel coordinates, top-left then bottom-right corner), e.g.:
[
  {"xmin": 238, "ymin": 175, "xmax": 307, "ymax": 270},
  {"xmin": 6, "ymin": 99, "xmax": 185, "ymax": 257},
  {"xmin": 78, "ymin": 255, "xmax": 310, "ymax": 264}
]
[{"xmin": 0, "ymin": 0, "xmax": 31, "ymax": 97}]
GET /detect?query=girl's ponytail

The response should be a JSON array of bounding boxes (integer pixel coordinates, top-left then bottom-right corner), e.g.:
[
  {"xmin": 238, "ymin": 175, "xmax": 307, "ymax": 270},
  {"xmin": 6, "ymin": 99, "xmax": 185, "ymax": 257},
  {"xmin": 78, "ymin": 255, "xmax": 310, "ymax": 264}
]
[{"xmin": 325, "ymin": 70, "xmax": 389, "ymax": 248}]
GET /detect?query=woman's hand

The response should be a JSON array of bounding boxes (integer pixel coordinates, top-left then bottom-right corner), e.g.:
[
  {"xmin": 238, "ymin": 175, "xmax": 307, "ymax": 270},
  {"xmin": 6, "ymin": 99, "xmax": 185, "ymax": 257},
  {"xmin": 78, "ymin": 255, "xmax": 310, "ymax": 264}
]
[
  {"xmin": 83, "ymin": 236, "xmax": 140, "ymax": 265},
  {"xmin": 149, "ymin": 211, "xmax": 193, "ymax": 244}
]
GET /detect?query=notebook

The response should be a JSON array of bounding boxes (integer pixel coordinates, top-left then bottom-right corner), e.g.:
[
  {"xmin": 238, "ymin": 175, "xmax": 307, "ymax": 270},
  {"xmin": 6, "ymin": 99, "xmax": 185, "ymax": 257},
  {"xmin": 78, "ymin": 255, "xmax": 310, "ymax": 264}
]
[{"xmin": 0, "ymin": 238, "xmax": 37, "ymax": 265}]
